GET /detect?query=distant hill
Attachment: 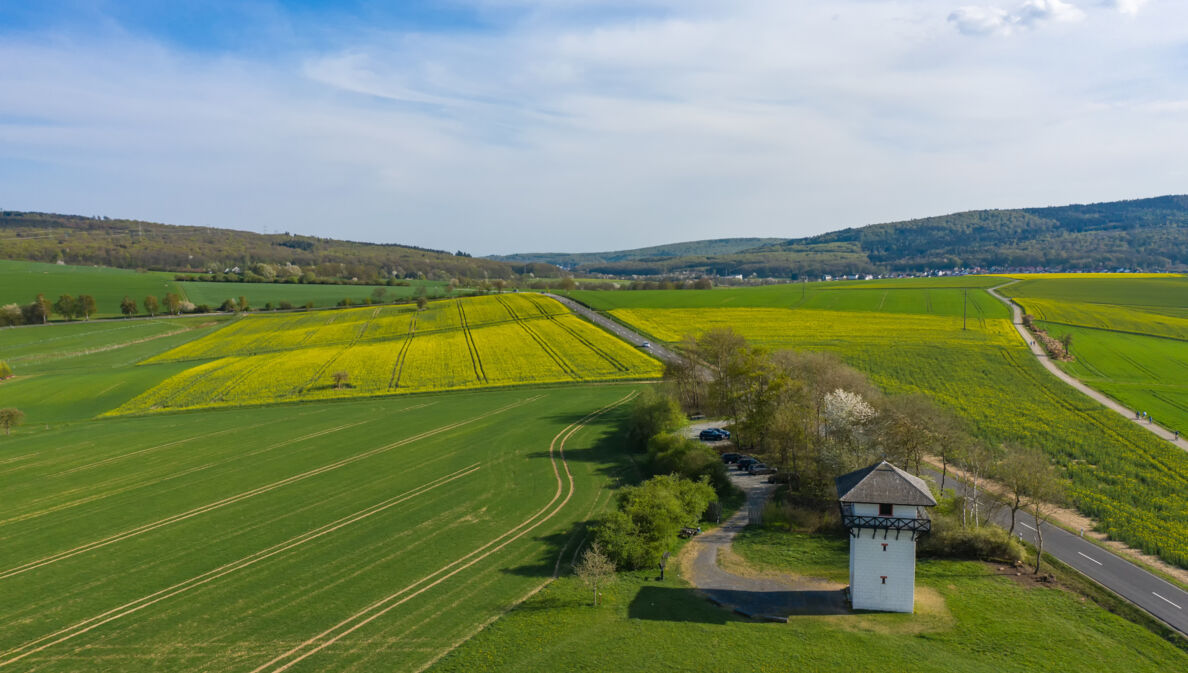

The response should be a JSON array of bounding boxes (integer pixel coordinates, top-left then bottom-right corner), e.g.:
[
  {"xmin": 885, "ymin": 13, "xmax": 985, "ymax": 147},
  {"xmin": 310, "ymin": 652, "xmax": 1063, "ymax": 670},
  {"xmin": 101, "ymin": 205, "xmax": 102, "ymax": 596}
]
[
  {"xmin": 487, "ymin": 238, "xmax": 785, "ymax": 268},
  {"xmin": 0, "ymin": 212, "xmax": 557, "ymax": 282},
  {"xmin": 560, "ymin": 196, "xmax": 1188, "ymax": 278}
]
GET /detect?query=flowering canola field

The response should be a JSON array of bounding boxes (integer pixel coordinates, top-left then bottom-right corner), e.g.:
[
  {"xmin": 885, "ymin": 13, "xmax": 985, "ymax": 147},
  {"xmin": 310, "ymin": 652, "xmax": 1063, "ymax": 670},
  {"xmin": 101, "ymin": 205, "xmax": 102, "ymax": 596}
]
[{"xmin": 112, "ymin": 294, "xmax": 660, "ymax": 414}]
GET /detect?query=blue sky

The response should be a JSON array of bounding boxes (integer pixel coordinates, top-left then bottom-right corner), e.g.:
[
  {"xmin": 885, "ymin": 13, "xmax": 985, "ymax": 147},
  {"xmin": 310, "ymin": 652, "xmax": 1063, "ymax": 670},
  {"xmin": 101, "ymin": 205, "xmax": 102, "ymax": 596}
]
[{"xmin": 1, "ymin": 1, "xmax": 1186, "ymax": 254}]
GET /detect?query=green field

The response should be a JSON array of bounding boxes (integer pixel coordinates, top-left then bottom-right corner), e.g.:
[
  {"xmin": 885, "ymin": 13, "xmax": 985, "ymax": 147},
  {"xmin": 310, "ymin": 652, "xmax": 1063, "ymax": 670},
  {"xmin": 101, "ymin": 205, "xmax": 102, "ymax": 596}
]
[
  {"xmin": 576, "ymin": 279, "xmax": 1188, "ymax": 568},
  {"xmin": 569, "ymin": 276, "xmax": 1007, "ymax": 316},
  {"xmin": 0, "ymin": 260, "xmax": 182, "ymax": 317},
  {"xmin": 432, "ymin": 528, "xmax": 1187, "ymax": 672},
  {"xmin": 0, "ymin": 384, "xmax": 643, "ymax": 672},
  {"xmin": 1002, "ymin": 276, "xmax": 1188, "ymax": 440},
  {"xmin": 0, "ymin": 259, "xmax": 445, "ymax": 318}
]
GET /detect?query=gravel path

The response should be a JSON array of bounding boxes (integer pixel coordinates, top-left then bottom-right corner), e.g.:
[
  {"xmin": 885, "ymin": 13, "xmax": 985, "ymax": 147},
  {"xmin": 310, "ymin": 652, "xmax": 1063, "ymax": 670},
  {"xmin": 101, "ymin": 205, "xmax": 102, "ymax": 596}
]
[
  {"xmin": 683, "ymin": 471, "xmax": 848, "ymax": 619},
  {"xmin": 987, "ymin": 282, "xmax": 1188, "ymax": 452}
]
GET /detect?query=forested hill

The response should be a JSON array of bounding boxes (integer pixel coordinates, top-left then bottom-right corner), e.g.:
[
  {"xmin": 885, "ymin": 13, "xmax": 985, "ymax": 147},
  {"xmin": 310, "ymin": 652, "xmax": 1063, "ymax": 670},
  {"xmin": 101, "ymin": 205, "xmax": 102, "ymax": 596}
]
[
  {"xmin": 563, "ymin": 195, "xmax": 1188, "ymax": 278},
  {"xmin": 0, "ymin": 212, "xmax": 557, "ymax": 281},
  {"xmin": 487, "ymin": 237, "xmax": 784, "ymax": 268}
]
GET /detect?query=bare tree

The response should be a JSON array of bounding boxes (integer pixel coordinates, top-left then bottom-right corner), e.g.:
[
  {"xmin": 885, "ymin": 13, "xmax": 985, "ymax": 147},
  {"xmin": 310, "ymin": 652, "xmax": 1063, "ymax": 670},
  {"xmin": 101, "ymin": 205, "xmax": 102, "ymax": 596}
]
[
  {"xmin": 574, "ymin": 542, "xmax": 616, "ymax": 606},
  {"xmin": 0, "ymin": 408, "xmax": 24, "ymax": 436},
  {"xmin": 332, "ymin": 371, "xmax": 350, "ymax": 389},
  {"xmin": 1027, "ymin": 459, "xmax": 1064, "ymax": 574}
]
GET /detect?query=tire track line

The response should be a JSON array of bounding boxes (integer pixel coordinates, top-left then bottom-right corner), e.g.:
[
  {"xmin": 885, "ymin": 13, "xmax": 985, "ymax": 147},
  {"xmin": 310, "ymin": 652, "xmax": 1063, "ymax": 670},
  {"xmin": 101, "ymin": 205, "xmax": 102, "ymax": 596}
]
[
  {"xmin": 48, "ymin": 426, "xmax": 245, "ymax": 477},
  {"xmin": 0, "ymin": 465, "xmax": 484, "ymax": 669},
  {"xmin": 0, "ymin": 397, "xmax": 537, "ymax": 581},
  {"xmin": 249, "ymin": 390, "xmax": 637, "ymax": 673}
]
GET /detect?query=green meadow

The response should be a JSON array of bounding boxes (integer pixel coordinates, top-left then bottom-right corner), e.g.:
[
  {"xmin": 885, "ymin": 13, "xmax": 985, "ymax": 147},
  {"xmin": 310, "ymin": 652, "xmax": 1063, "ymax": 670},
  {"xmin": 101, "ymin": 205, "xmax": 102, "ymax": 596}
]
[
  {"xmin": 432, "ymin": 529, "xmax": 1187, "ymax": 673},
  {"xmin": 177, "ymin": 278, "xmax": 450, "ymax": 309}
]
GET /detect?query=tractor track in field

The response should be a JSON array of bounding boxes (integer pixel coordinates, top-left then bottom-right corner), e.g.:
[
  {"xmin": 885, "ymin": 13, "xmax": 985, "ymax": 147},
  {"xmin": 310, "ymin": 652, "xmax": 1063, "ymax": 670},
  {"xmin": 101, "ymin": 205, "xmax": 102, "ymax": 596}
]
[
  {"xmin": 0, "ymin": 398, "xmax": 537, "ymax": 581},
  {"xmin": 456, "ymin": 301, "xmax": 489, "ymax": 383},
  {"xmin": 0, "ymin": 465, "xmax": 485, "ymax": 669},
  {"xmin": 988, "ymin": 282, "xmax": 1188, "ymax": 453},
  {"xmin": 387, "ymin": 314, "xmax": 419, "ymax": 390},
  {"xmin": 246, "ymin": 390, "xmax": 639, "ymax": 673},
  {"xmin": 496, "ymin": 296, "xmax": 582, "ymax": 380}
]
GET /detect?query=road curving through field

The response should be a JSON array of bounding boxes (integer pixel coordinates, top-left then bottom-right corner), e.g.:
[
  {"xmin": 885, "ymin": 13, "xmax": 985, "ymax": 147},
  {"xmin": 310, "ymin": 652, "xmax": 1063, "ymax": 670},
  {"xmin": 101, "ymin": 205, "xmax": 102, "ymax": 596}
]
[{"xmin": 987, "ymin": 281, "xmax": 1188, "ymax": 453}]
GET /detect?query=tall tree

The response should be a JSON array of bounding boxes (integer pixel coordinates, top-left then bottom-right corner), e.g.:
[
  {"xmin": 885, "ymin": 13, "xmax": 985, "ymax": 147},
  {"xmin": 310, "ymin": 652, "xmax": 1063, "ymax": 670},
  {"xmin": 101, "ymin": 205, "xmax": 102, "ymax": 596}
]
[
  {"xmin": 78, "ymin": 294, "xmax": 97, "ymax": 320},
  {"xmin": 164, "ymin": 293, "xmax": 182, "ymax": 315},
  {"xmin": 144, "ymin": 295, "xmax": 159, "ymax": 317},
  {"xmin": 120, "ymin": 296, "xmax": 138, "ymax": 318},
  {"xmin": 0, "ymin": 408, "xmax": 24, "ymax": 435},
  {"xmin": 54, "ymin": 294, "xmax": 76, "ymax": 321}
]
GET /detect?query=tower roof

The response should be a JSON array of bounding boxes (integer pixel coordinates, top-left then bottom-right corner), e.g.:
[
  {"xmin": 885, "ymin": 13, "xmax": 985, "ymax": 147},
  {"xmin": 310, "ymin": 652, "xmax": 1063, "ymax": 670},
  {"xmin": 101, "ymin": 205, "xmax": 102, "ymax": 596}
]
[{"xmin": 835, "ymin": 461, "xmax": 937, "ymax": 507}]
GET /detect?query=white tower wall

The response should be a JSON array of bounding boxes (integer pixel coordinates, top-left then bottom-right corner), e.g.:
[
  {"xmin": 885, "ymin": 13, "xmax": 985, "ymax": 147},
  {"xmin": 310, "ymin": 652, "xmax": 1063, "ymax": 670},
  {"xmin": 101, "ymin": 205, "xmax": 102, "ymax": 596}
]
[{"xmin": 848, "ymin": 527, "xmax": 918, "ymax": 613}]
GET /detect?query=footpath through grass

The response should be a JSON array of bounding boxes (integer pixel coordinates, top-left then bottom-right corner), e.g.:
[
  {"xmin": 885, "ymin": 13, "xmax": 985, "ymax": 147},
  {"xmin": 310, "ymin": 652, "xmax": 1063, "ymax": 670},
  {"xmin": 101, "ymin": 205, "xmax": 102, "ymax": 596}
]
[{"xmin": 432, "ymin": 527, "xmax": 1187, "ymax": 673}]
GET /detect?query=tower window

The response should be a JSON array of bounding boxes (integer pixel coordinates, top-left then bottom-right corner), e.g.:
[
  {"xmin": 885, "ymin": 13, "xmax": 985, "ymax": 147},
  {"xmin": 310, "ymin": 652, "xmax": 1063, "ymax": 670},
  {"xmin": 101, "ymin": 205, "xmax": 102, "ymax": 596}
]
[
  {"xmin": 881, "ymin": 576, "xmax": 887, "ymax": 584},
  {"xmin": 878, "ymin": 503, "xmax": 893, "ymax": 516}
]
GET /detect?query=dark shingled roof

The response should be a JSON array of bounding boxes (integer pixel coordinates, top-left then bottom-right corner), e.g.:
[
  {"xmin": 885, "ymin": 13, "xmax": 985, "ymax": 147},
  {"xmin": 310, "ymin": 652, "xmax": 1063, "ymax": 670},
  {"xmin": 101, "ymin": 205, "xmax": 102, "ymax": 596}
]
[{"xmin": 835, "ymin": 461, "xmax": 937, "ymax": 507}]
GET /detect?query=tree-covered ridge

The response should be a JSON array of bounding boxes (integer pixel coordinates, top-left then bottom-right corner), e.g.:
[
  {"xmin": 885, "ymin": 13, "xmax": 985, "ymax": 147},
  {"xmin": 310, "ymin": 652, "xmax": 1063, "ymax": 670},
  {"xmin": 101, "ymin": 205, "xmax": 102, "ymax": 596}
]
[
  {"xmin": 567, "ymin": 195, "xmax": 1188, "ymax": 277},
  {"xmin": 0, "ymin": 212, "xmax": 558, "ymax": 281},
  {"xmin": 488, "ymin": 237, "xmax": 785, "ymax": 267}
]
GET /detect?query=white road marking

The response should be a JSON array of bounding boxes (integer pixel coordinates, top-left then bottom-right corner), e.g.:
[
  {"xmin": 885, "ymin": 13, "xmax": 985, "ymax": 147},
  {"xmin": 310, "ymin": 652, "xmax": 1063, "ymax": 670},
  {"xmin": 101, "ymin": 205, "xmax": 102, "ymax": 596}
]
[
  {"xmin": 1152, "ymin": 593, "xmax": 1183, "ymax": 610},
  {"xmin": 1077, "ymin": 552, "xmax": 1103, "ymax": 566},
  {"xmin": 1019, "ymin": 522, "xmax": 1036, "ymax": 531}
]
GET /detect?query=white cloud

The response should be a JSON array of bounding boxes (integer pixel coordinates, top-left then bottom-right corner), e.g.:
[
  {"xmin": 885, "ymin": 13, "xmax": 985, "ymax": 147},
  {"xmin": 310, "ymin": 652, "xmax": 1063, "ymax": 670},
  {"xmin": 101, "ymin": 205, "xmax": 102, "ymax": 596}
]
[
  {"xmin": 1108, "ymin": 0, "xmax": 1149, "ymax": 15},
  {"xmin": 950, "ymin": 0, "xmax": 1086, "ymax": 36},
  {"xmin": 0, "ymin": 2, "xmax": 1186, "ymax": 254}
]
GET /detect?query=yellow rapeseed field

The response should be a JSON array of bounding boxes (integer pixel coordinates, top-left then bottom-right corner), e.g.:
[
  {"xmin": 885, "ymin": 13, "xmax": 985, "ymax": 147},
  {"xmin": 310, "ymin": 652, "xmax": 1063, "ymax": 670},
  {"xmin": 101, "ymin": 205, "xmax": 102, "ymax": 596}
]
[{"xmin": 111, "ymin": 294, "xmax": 661, "ymax": 414}]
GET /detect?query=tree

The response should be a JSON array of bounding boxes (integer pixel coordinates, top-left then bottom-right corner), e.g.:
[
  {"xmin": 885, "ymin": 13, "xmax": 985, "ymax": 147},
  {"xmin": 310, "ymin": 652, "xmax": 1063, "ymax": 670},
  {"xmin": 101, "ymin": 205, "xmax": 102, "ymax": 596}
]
[
  {"xmin": 220, "ymin": 298, "xmax": 237, "ymax": 313},
  {"xmin": 78, "ymin": 294, "xmax": 96, "ymax": 320},
  {"xmin": 120, "ymin": 296, "xmax": 138, "ymax": 318},
  {"xmin": 997, "ymin": 444, "xmax": 1048, "ymax": 537},
  {"xmin": 0, "ymin": 304, "xmax": 22, "ymax": 326},
  {"xmin": 0, "ymin": 360, "xmax": 12, "ymax": 379},
  {"xmin": 164, "ymin": 293, "xmax": 182, "ymax": 315},
  {"xmin": 370, "ymin": 287, "xmax": 387, "ymax": 303},
  {"xmin": 332, "ymin": 371, "xmax": 350, "ymax": 389},
  {"xmin": 493, "ymin": 279, "xmax": 506, "ymax": 294},
  {"xmin": 559, "ymin": 276, "xmax": 577, "ymax": 292},
  {"xmin": 54, "ymin": 294, "xmax": 76, "ymax": 320},
  {"xmin": 594, "ymin": 475, "xmax": 716, "ymax": 569},
  {"xmin": 626, "ymin": 388, "xmax": 685, "ymax": 451},
  {"xmin": 31, "ymin": 294, "xmax": 52, "ymax": 324},
  {"xmin": 0, "ymin": 408, "xmax": 24, "ymax": 435},
  {"xmin": 237, "ymin": 295, "xmax": 249, "ymax": 312},
  {"xmin": 1025, "ymin": 458, "xmax": 1065, "ymax": 574},
  {"xmin": 414, "ymin": 285, "xmax": 429, "ymax": 310},
  {"xmin": 573, "ymin": 542, "xmax": 616, "ymax": 606},
  {"xmin": 144, "ymin": 295, "xmax": 159, "ymax": 317}
]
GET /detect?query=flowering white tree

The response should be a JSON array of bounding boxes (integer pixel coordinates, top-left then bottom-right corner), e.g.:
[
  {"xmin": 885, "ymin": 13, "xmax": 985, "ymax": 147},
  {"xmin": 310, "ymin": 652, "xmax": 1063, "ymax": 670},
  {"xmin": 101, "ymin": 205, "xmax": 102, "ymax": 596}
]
[{"xmin": 823, "ymin": 388, "xmax": 877, "ymax": 432}]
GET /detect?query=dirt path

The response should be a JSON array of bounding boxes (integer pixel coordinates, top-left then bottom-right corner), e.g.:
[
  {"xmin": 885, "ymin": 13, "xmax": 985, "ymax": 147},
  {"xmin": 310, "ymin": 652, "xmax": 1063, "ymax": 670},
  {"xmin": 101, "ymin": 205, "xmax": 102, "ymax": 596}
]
[
  {"xmin": 987, "ymin": 281, "xmax": 1188, "ymax": 452},
  {"xmin": 681, "ymin": 471, "xmax": 847, "ymax": 619}
]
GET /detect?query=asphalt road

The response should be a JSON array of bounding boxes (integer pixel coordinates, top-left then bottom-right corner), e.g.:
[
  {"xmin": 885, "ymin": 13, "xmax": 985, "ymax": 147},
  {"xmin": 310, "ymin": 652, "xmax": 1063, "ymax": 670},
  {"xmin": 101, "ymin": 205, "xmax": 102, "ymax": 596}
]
[
  {"xmin": 923, "ymin": 468, "xmax": 1188, "ymax": 636},
  {"xmin": 543, "ymin": 293, "xmax": 684, "ymax": 366}
]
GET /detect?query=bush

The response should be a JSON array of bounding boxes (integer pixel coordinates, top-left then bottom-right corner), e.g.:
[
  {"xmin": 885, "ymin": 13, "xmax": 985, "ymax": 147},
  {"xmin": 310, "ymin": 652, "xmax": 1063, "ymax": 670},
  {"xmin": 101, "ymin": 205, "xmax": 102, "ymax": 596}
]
[
  {"xmin": 646, "ymin": 432, "xmax": 731, "ymax": 496},
  {"xmin": 593, "ymin": 475, "xmax": 717, "ymax": 569},
  {"xmin": 920, "ymin": 515, "xmax": 1024, "ymax": 562},
  {"xmin": 0, "ymin": 360, "xmax": 12, "ymax": 379},
  {"xmin": 626, "ymin": 388, "xmax": 685, "ymax": 451}
]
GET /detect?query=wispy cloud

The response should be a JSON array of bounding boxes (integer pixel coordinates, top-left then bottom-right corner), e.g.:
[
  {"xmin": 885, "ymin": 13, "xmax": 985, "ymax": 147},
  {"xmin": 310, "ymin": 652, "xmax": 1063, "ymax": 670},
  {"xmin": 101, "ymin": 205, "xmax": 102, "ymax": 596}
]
[
  {"xmin": 950, "ymin": 0, "xmax": 1085, "ymax": 37},
  {"xmin": 0, "ymin": 2, "xmax": 1185, "ymax": 254}
]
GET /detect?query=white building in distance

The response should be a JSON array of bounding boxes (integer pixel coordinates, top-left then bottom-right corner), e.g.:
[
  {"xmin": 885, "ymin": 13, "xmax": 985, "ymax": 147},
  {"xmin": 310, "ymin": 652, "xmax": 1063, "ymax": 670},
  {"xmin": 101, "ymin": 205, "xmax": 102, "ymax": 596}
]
[{"xmin": 835, "ymin": 461, "xmax": 937, "ymax": 613}]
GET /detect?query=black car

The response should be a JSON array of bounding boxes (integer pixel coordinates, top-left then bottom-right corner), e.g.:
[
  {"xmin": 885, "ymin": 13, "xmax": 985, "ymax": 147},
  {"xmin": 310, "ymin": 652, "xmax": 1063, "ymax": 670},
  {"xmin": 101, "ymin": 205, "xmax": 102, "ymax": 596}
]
[
  {"xmin": 699, "ymin": 428, "xmax": 727, "ymax": 441},
  {"xmin": 736, "ymin": 457, "xmax": 758, "ymax": 471},
  {"xmin": 720, "ymin": 452, "xmax": 742, "ymax": 464}
]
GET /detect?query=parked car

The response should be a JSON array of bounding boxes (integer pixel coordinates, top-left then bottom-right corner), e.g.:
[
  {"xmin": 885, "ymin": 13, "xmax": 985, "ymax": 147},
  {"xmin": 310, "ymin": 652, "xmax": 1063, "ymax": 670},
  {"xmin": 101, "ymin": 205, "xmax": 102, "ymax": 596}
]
[
  {"xmin": 699, "ymin": 428, "xmax": 728, "ymax": 441},
  {"xmin": 720, "ymin": 452, "xmax": 742, "ymax": 464},
  {"xmin": 736, "ymin": 457, "xmax": 758, "ymax": 471},
  {"xmin": 640, "ymin": 342, "xmax": 652, "ymax": 349},
  {"xmin": 748, "ymin": 463, "xmax": 775, "ymax": 475}
]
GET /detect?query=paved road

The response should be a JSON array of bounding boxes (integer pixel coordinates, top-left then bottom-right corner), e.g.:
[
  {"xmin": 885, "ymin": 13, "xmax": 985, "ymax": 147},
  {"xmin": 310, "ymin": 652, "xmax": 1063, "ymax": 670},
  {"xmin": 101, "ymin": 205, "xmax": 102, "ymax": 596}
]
[
  {"xmin": 987, "ymin": 282, "xmax": 1187, "ymax": 452},
  {"xmin": 923, "ymin": 467, "xmax": 1188, "ymax": 636},
  {"xmin": 544, "ymin": 293, "xmax": 684, "ymax": 366},
  {"xmin": 684, "ymin": 471, "xmax": 847, "ymax": 618}
]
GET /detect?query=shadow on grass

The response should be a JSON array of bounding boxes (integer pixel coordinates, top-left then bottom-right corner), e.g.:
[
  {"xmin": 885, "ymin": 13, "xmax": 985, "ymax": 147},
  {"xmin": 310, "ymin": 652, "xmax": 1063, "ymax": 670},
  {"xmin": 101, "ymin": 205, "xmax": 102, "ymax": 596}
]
[
  {"xmin": 699, "ymin": 587, "xmax": 850, "ymax": 617},
  {"xmin": 628, "ymin": 586, "xmax": 734, "ymax": 624}
]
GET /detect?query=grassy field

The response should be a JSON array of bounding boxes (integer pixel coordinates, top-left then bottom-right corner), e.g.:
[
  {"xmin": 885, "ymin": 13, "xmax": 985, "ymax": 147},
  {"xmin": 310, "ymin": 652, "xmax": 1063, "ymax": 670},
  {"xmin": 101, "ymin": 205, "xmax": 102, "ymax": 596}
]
[
  {"xmin": 568, "ymin": 277, "xmax": 1007, "ymax": 315},
  {"xmin": 177, "ymin": 279, "xmax": 448, "ymax": 310},
  {"xmin": 432, "ymin": 528, "xmax": 1187, "ymax": 673},
  {"xmin": 110, "ymin": 294, "xmax": 662, "ymax": 414},
  {"xmin": 1001, "ymin": 276, "xmax": 1188, "ymax": 440},
  {"xmin": 0, "ymin": 383, "xmax": 644, "ymax": 672},
  {"xmin": 0, "ymin": 260, "xmax": 181, "ymax": 317},
  {"xmin": 575, "ymin": 279, "xmax": 1188, "ymax": 569},
  {"xmin": 0, "ymin": 259, "xmax": 445, "ymax": 318}
]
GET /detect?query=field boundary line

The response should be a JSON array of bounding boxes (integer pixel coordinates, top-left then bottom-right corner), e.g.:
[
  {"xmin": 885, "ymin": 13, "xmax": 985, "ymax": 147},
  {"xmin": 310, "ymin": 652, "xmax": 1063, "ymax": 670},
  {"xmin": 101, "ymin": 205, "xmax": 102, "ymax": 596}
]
[
  {"xmin": 0, "ymin": 398, "xmax": 536, "ymax": 580},
  {"xmin": 0, "ymin": 465, "xmax": 484, "ymax": 668},
  {"xmin": 248, "ymin": 390, "xmax": 638, "ymax": 673}
]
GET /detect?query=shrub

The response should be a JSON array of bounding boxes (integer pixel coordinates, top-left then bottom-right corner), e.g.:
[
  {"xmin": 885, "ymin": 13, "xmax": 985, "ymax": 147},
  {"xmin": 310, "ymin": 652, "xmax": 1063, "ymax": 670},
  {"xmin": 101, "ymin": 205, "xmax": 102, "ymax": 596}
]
[
  {"xmin": 626, "ymin": 388, "xmax": 685, "ymax": 451},
  {"xmin": 646, "ymin": 432, "xmax": 731, "ymax": 496},
  {"xmin": 920, "ymin": 514, "xmax": 1024, "ymax": 562},
  {"xmin": 0, "ymin": 361, "xmax": 12, "ymax": 379},
  {"xmin": 593, "ymin": 475, "xmax": 717, "ymax": 569}
]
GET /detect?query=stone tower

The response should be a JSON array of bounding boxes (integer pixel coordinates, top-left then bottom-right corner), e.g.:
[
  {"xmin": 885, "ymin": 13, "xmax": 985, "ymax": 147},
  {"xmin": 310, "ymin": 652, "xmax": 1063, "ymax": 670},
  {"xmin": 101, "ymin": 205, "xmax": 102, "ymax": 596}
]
[{"xmin": 835, "ymin": 461, "xmax": 936, "ymax": 613}]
